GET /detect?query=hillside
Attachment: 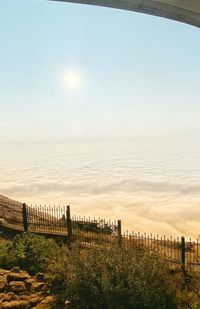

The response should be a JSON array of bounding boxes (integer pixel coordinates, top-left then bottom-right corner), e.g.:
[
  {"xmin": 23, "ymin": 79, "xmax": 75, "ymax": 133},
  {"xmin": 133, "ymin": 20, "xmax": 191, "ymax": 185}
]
[{"xmin": 0, "ymin": 195, "xmax": 22, "ymax": 226}]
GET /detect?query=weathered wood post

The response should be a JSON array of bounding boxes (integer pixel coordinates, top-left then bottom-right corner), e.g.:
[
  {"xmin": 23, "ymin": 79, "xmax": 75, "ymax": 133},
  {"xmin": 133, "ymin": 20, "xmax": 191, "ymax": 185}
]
[
  {"xmin": 66, "ymin": 205, "xmax": 72, "ymax": 239},
  {"xmin": 22, "ymin": 203, "xmax": 28, "ymax": 232},
  {"xmin": 117, "ymin": 220, "xmax": 122, "ymax": 247},
  {"xmin": 181, "ymin": 236, "xmax": 186, "ymax": 274}
]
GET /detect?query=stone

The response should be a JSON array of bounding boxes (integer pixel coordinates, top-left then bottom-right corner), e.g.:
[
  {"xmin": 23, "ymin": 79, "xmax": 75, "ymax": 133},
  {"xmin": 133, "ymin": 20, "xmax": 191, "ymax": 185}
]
[
  {"xmin": 1, "ymin": 299, "xmax": 29, "ymax": 308},
  {"xmin": 34, "ymin": 296, "xmax": 54, "ymax": 309},
  {"xmin": 0, "ymin": 269, "xmax": 8, "ymax": 292},
  {"xmin": 24, "ymin": 280, "xmax": 32, "ymax": 291},
  {"xmin": 0, "ymin": 279, "xmax": 7, "ymax": 292},
  {"xmin": 35, "ymin": 273, "xmax": 45, "ymax": 282},
  {"xmin": 29, "ymin": 295, "xmax": 44, "ymax": 306},
  {"xmin": 10, "ymin": 267, "xmax": 21, "ymax": 274},
  {"xmin": 25, "ymin": 278, "xmax": 35, "ymax": 284},
  {"xmin": 0, "ymin": 268, "xmax": 53, "ymax": 308},
  {"xmin": 0, "ymin": 269, "xmax": 9, "ymax": 276},
  {"xmin": 0, "ymin": 292, "xmax": 18, "ymax": 301},
  {"xmin": 40, "ymin": 285, "xmax": 48, "ymax": 293},
  {"xmin": 8, "ymin": 281, "xmax": 26, "ymax": 294},
  {"xmin": 32, "ymin": 282, "xmax": 46, "ymax": 292},
  {"xmin": 7, "ymin": 271, "xmax": 30, "ymax": 283}
]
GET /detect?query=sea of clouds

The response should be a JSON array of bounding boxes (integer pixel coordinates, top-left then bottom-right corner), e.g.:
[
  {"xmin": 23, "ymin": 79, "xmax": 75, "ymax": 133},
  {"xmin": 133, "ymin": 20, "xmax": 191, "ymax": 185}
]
[{"xmin": 1, "ymin": 137, "xmax": 200, "ymax": 238}]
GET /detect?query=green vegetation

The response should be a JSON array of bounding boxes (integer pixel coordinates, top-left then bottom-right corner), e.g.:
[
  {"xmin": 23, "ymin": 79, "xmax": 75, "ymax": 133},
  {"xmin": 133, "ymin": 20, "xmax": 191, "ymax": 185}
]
[
  {"xmin": 1, "ymin": 233, "xmax": 200, "ymax": 308},
  {"xmin": 47, "ymin": 245, "xmax": 176, "ymax": 309},
  {"xmin": 0, "ymin": 232, "xmax": 58, "ymax": 275}
]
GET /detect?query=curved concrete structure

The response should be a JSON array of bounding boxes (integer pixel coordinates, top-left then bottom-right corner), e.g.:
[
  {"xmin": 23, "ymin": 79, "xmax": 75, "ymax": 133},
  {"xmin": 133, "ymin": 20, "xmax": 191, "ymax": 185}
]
[{"xmin": 50, "ymin": 0, "xmax": 200, "ymax": 28}]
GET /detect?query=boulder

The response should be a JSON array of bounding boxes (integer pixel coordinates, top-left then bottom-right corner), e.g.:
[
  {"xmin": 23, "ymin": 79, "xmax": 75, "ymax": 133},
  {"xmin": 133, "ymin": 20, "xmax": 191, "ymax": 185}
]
[
  {"xmin": 29, "ymin": 295, "xmax": 44, "ymax": 307},
  {"xmin": 32, "ymin": 282, "xmax": 46, "ymax": 292},
  {"xmin": 0, "ymin": 278, "xmax": 7, "ymax": 292},
  {"xmin": 7, "ymin": 271, "xmax": 30, "ymax": 283},
  {"xmin": 24, "ymin": 280, "xmax": 32, "ymax": 291},
  {"xmin": 0, "ymin": 268, "xmax": 53, "ymax": 308},
  {"xmin": 10, "ymin": 267, "xmax": 21, "ymax": 274},
  {"xmin": 1, "ymin": 299, "xmax": 29, "ymax": 308},
  {"xmin": 0, "ymin": 269, "xmax": 9, "ymax": 276},
  {"xmin": 34, "ymin": 296, "xmax": 54, "ymax": 309},
  {"xmin": 0, "ymin": 292, "xmax": 18, "ymax": 302},
  {"xmin": 35, "ymin": 273, "xmax": 45, "ymax": 282},
  {"xmin": 8, "ymin": 281, "xmax": 26, "ymax": 294},
  {"xmin": 0, "ymin": 269, "xmax": 9, "ymax": 292}
]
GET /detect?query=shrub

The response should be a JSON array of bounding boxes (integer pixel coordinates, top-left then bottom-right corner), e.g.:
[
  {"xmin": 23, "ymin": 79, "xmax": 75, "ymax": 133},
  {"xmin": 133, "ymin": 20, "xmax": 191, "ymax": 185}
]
[
  {"xmin": 175, "ymin": 274, "xmax": 200, "ymax": 309},
  {"xmin": 47, "ymin": 244, "xmax": 177, "ymax": 309},
  {"xmin": 0, "ymin": 240, "xmax": 17, "ymax": 269},
  {"xmin": 0, "ymin": 232, "xmax": 58, "ymax": 275}
]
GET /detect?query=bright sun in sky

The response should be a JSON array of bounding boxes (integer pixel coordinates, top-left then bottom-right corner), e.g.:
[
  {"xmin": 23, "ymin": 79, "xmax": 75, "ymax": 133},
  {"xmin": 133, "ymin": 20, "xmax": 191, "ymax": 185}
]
[{"xmin": 64, "ymin": 71, "xmax": 80, "ymax": 89}]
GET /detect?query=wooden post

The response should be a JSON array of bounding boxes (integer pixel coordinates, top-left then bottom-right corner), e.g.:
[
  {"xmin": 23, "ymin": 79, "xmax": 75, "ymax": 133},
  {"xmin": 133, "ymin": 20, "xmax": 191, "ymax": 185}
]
[
  {"xmin": 66, "ymin": 205, "xmax": 72, "ymax": 238},
  {"xmin": 118, "ymin": 220, "xmax": 122, "ymax": 247},
  {"xmin": 22, "ymin": 203, "xmax": 28, "ymax": 232},
  {"xmin": 181, "ymin": 236, "xmax": 186, "ymax": 273}
]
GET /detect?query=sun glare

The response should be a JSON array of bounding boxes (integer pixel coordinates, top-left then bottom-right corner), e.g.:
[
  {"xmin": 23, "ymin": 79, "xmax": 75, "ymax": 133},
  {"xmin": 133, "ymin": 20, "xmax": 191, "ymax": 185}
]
[{"xmin": 64, "ymin": 71, "xmax": 80, "ymax": 90}]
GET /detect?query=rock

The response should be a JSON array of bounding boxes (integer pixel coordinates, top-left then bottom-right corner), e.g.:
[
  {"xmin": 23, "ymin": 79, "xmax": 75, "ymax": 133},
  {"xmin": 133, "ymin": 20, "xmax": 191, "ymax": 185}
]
[
  {"xmin": 0, "ymin": 269, "xmax": 8, "ymax": 293},
  {"xmin": 0, "ymin": 268, "xmax": 53, "ymax": 309},
  {"xmin": 0, "ymin": 292, "xmax": 18, "ymax": 301},
  {"xmin": 7, "ymin": 271, "xmax": 30, "ymax": 283},
  {"xmin": 34, "ymin": 296, "xmax": 54, "ymax": 309},
  {"xmin": 40, "ymin": 285, "xmax": 48, "ymax": 293},
  {"xmin": 0, "ymin": 269, "xmax": 9, "ymax": 276},
  {"xmin": 1, "ymin": 299, "xmax": 29, "ymax": 308},
  {"xmin": 10, "ymin": 267, "xmax": 21, "ymax": 274},
  {"xmin": 29, "ymin": 295, "xmax": 44, "ymax": 306},
  {"xmin": 8, "ymin": 281, "xmax": 26, "ymax": 294},
  {"xmin": 24, "ymin": 280, "xmax": 32, "ymax": 291},
  {"xmin": 0, "ymin": 278, "xmax": 7, "ymax": 292},
  {"xmin": 25, "ymin": 278, "xmax": 35, "ymax": 284},
  {"xmin": 35, "ymin": 273, "xmax": 45, "ymax": 282},
  {"xmin": 32, "ymin": 282, "xmax": 46, "ymax": 292}
]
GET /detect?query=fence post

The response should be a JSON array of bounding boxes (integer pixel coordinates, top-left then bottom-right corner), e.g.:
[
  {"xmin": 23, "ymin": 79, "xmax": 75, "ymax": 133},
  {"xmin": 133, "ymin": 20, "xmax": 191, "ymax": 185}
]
[
  {"xmin": 117, "ymin": 220, "xmax": 122, "ymax": 247},
  {"xmin": 66, "ymin": 205, "xmax": 72, "ymax": 238},
  {"xmin": 181, "ymin": 236, "xmax": 186, "ymax": 274},
  {"xmin": 22, "ymin": 203, "xmax": 28, "ymax": 232}
]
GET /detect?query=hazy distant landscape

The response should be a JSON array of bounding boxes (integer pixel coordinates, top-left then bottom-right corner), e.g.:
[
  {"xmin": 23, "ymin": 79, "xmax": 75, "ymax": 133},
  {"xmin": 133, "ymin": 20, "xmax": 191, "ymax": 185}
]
[{"xmin": 1, "ymin": 137, "xmax": 200, "ymax": 238}]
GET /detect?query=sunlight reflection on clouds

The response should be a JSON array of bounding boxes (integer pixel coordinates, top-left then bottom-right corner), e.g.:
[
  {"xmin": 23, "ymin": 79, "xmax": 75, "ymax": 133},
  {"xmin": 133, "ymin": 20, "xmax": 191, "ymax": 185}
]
[{"xmin": 1, "ymin": 138, "xmax": 200, "ymax": 238}]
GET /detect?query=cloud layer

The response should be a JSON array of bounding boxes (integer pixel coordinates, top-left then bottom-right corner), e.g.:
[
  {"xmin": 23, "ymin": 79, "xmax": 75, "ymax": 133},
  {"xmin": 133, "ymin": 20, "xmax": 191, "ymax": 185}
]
[{"xmin": 1, "ymin": 138, "xmax": 200, "ymax": 239}]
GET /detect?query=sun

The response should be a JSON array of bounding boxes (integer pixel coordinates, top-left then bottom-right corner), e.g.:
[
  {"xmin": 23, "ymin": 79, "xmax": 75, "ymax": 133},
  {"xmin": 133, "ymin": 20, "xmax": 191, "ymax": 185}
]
[{"xmin": 64, "ymin": 71, "xmax": 80, "ymax": 89}]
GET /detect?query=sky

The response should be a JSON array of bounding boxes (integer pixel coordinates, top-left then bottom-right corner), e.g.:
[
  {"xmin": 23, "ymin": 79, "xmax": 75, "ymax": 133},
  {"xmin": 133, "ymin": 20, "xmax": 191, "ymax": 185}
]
[{"xmin": 0, "ymin": 0, "xmax": 200, "ymax": 142}]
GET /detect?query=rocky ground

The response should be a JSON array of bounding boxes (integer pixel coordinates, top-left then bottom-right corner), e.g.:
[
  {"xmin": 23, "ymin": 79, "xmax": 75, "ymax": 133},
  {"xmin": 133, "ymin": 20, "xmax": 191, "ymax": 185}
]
[{"xmin": 0, "ymin": 267, "xmax": 54, "ymax": 309}]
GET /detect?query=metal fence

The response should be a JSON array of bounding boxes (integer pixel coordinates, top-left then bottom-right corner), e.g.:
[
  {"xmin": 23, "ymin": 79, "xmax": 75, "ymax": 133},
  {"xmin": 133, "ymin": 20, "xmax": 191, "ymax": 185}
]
[
  {"xmin": 122, "ymin": 232, "xmax": 200, "ymax": 273},
  {"xmin": 26, "ymin": 204, "xmax": 120, "ymax": 245},
  {"xmin": 27, "ymin": 204, "xmax": 69, "ymax": 235},
  {"xmin": 1, "ymin": 200, "xmax": 200, "ymax": 272}
]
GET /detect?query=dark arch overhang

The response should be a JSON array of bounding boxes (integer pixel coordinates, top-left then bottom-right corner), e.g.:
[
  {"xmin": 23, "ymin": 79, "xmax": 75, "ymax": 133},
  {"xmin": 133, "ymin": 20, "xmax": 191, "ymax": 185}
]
[{"xmin": 49, "ymin": 0, "xmax": 200, "ymax": 28}]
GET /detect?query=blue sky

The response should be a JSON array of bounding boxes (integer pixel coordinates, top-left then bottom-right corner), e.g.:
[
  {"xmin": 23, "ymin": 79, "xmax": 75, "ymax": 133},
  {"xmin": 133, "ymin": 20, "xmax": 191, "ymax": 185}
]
[{"xmin": 0, "ymin": 0, "xmax": 200, "ymax": 141}]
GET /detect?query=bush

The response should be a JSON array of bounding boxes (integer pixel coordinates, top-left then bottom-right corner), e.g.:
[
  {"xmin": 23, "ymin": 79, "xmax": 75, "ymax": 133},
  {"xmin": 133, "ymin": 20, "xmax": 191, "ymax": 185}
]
[
  {"xmin": 174, "ymin": 274, "xmax": 200, "ymax": 309},
  {"xmin": 0, "ymin": 232, "xmax": 58, "ymax": 275},
  {"xmin": 2, "ymin": 233, "xmax": 200, "ymax": 308},
  {"xmin": 0, "ymin": 240, "xmax": 17, "ymax": 270},
  {"xmin": 47, "ymin": 244, "xmax": 177, "ymax": 309}
]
